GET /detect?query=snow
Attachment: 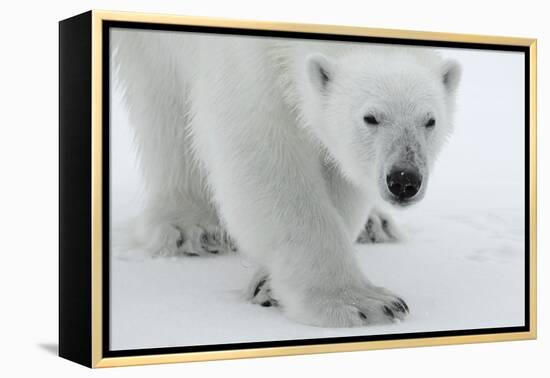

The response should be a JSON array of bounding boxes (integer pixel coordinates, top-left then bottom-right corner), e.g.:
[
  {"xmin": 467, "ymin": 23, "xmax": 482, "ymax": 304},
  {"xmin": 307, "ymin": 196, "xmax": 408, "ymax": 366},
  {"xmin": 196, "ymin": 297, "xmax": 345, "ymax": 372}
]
[{"xmin": 109, "ymin": 40, "xmax": 526, "ymax": 351}]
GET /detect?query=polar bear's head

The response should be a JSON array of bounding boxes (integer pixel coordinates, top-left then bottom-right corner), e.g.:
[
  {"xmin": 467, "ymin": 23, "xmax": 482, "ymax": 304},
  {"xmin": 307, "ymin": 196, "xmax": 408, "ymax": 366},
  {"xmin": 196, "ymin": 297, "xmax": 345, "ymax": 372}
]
[{"xmin": 303, "ymin": 47, "xmax": 461, "ymax": 207}]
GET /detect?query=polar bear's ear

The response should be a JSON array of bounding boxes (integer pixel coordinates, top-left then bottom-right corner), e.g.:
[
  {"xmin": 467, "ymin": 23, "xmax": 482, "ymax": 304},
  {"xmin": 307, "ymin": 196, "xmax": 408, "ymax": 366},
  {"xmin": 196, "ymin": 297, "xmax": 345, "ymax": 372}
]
[
  {"xmin": 307, "ymin": 53, "xmax": 335, "ymax": 92},
  {"xmin": 441, "ymin": 59, "xmax": 462, "ymax": 94}
]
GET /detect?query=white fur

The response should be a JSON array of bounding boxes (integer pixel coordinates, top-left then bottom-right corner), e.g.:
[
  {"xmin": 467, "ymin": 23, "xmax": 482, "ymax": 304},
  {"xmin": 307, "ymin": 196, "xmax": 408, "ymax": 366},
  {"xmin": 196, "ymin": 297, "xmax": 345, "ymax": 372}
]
[{"xmin": 112, "ymin": 30, "xmax": 460, "ymax": 327}]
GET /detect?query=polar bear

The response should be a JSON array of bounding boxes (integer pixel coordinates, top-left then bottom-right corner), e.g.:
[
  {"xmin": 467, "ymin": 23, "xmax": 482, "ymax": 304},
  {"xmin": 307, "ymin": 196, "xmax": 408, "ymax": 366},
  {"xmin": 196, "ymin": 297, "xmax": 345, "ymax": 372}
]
[{"xmin": 113, "ymin": 29, "xmax": 460, "ymax": 327}]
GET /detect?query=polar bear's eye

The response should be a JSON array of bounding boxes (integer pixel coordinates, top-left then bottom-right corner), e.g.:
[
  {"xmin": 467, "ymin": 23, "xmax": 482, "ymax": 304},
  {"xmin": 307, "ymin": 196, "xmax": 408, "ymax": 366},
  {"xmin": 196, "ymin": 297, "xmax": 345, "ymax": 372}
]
[
  {"xmin": 425, "ymin": 118, "xmax": 436, "ymax": 128},
  {"xmin": 363, "ymin": 115, "xmax": 379, "ymax": 126}
]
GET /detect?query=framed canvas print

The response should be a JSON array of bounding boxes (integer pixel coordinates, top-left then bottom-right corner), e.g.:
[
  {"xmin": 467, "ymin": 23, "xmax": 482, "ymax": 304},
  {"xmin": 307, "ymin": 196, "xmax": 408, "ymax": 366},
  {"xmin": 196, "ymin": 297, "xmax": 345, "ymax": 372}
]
[{"xmin": 59, "ymin": 10, "xmax": 537, "ymax": 368}]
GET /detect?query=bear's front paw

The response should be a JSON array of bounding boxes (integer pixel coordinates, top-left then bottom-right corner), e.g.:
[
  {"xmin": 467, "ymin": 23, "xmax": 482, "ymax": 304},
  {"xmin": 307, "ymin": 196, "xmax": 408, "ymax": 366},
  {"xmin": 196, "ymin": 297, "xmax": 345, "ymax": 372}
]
[
  {"xmin": 247, "ymin": 269, "xmax": 278, "ymax": 307},
  {"xmin": 289, "ymin": 285, "xmax": 409, "ymax": 327},
  {"xmin": 357, "ymin": 208, "xmax": 404, "ymax": 244}
]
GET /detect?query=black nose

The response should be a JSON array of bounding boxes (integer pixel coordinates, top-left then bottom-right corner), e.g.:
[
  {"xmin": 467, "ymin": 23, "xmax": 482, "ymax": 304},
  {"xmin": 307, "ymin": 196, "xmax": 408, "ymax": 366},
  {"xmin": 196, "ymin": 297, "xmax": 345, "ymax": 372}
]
[{"xmin": 386, "ymin": 168, "xmax": 422, "ymax": 200}]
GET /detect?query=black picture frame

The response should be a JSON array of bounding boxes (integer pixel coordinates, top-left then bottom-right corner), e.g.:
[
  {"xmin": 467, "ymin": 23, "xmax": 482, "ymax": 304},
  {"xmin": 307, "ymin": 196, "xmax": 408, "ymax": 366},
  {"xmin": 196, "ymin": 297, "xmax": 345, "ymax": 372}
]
[{"xmin": 59, "ymin": 10, "xmax": 537, "ymax": 368}]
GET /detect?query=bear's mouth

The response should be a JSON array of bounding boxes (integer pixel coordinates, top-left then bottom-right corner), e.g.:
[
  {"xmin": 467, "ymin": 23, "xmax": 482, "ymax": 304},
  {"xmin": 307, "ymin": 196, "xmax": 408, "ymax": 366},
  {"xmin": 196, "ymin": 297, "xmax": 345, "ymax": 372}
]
[{"xmin": 383, "ymin": 188, "xmax": 425, "ymax": 207}]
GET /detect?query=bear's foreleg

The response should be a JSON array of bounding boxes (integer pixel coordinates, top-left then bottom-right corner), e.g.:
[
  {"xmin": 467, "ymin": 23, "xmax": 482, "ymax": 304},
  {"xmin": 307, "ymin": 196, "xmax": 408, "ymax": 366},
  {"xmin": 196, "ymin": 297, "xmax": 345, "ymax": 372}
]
[{"xmin": 196, "ymin": 118, "xmax": 408, "ymax": 327}]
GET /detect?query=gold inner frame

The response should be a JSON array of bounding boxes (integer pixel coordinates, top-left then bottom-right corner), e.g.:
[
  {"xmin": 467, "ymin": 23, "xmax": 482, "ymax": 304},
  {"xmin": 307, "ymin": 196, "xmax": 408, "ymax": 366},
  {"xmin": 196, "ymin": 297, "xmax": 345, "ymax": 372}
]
[{"xmin": 90, "ymin": 9, "xmax": 537, "ymax": 368}]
